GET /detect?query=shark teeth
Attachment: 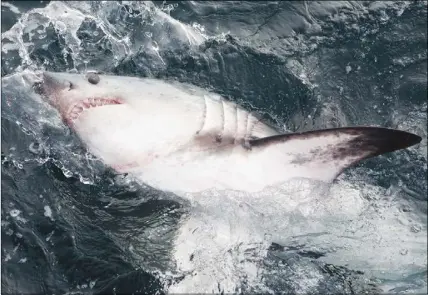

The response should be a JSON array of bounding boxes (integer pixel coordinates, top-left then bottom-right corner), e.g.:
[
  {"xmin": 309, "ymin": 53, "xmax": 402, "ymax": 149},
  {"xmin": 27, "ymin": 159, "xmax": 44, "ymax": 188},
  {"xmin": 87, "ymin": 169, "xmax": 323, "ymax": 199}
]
[{"xmin": 65, "ymin": 97, "xmax": 123, "ymax": 125}]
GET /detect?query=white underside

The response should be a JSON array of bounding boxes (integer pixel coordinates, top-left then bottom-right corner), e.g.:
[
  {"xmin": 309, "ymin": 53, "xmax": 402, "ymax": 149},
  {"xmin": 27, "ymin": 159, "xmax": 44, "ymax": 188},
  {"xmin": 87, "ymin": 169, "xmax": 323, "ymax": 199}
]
[{"xmin": 73, "ymin": 102, "xmax": 363, "ymax": 195}]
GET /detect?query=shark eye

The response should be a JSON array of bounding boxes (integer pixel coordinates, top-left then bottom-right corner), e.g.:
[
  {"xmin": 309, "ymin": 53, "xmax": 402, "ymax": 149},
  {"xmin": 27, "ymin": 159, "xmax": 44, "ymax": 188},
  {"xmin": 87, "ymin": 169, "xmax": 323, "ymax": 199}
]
[{"xmin": 87, "ymin": 72, "xmax": 100, "ymax": 85}]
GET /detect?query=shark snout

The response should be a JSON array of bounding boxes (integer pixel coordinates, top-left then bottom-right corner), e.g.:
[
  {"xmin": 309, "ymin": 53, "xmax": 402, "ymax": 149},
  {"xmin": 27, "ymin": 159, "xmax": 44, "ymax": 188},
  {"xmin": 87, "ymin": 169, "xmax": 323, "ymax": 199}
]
[
  {"xmin": 41, "ymin": 71, "xmax": 71, "ymax": 94},
  {"xmin": 43, "ymin": 71, "xmax": 60, "ymax": 87},
  {"xmin": 34, "ymin": 71, "xmax": 71, "ymax": 106},
  {"xmin": 33, "ymin": 71, "xmax": 80, "ymax": 121}
]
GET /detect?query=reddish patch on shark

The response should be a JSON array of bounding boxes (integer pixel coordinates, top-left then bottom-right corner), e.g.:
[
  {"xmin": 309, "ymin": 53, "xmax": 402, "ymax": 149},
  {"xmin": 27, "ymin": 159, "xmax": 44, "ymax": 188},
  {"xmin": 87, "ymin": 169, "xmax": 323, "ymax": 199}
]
[{"xmin": 112, "ymin": 152, "xmax": 160, "ymax": 174}]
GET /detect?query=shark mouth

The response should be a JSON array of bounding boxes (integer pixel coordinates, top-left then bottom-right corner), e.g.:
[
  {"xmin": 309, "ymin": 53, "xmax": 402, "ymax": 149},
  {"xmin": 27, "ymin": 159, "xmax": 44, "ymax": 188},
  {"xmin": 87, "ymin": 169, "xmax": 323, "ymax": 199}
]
[{"xmin": 65, "ymin": 97, "xmax": 123, "ymax": 125}]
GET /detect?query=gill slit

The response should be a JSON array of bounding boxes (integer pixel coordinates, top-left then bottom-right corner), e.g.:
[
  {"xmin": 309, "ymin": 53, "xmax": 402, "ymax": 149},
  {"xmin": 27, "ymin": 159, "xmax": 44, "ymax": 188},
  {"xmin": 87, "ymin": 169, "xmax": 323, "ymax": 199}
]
[
  {"xmin": 248, "ymin": 114, "xmax": 260, "ymax": 138},
  {"xmin": 218, "ymin": 99, "xmax": 226, "ymax": 142},
  {"xmin": 233, "ymin": 104, "xmax": 238, "ymax": 142},
  {"xmin": 196, "ymin": 95, "xmax": 208, "ymax": 135},
  {"xmin": 243, "ymin": 111, "xmax": 249, "ymax": 139}
]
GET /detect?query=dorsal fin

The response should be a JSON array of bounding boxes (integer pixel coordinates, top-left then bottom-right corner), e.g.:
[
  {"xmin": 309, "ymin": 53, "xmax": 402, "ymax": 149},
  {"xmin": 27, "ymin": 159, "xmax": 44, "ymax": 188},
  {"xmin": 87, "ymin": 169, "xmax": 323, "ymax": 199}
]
[{"xmin": 249, "ymin": 127, "xmax": 422, "ymax": 182}]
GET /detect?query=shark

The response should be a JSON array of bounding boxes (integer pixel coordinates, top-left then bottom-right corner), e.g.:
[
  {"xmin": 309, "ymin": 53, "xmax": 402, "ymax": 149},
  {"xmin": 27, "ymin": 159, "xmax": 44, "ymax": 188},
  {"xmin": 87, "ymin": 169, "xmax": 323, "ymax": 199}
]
[{"xmin": 35, "ymin": 71, "xmax": 422, "ymax": 195}]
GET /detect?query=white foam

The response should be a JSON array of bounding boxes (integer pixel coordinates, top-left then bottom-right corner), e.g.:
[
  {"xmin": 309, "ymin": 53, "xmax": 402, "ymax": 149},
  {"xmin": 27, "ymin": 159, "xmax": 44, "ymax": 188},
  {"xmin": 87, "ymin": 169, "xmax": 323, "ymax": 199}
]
[
  {"xmin": 4, "ymin": 254, "xmax": 12, "ymax": 262},
  {"xmin": 2, "ymin": 1, "xmax": 209, "ymax": 73},
  {"xmin": 169, "ymin": 180, "xmax": 322, "ymax": 292},
  {"xmin": 1, "ymin": 2, "xmax": 21, "ymax": 14},
  {"xmin": 44, "ymin": 205, "xmax": 53, "ymax": 221},
  {"xmin": 169, "ymin": 173, "xmax": 427, "ymax": 293}
]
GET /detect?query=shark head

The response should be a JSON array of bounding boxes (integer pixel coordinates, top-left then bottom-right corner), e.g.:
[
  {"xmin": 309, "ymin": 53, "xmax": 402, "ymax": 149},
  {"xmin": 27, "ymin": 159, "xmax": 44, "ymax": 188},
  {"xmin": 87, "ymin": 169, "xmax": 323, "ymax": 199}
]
[
  {"xmin": 37, "ymin": 71, "xmax": 146, "ymax": 126},
  {"xmin": 36, "ymin": 71, "xmax": 174, "ymax": 172},
  {"xmin": 35, "ymin": 71, "xmax": 220, "ymax": 182}
]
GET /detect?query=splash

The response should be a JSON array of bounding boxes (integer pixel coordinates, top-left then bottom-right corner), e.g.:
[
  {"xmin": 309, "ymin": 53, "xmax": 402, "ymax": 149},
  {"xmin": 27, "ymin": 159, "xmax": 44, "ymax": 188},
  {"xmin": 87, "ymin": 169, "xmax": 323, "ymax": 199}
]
[
  {"xmin": 1, "ymin": 1, "xmax": 208, "ymax": 73},
  {"xmin": 168, "ymin": 172, "xmax": 426, "ymax": 293},
  {"xmin": 1, "ymin": 1, "xmax": 426, "ymax": 294}
]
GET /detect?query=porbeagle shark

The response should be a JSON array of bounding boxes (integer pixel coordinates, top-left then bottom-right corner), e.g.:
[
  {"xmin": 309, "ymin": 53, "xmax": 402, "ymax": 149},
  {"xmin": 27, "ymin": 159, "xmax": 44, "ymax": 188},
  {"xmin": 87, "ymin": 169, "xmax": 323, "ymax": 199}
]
[{"xmin": 36, "ymin": 71, "xmax": 422, "ymax": 194}]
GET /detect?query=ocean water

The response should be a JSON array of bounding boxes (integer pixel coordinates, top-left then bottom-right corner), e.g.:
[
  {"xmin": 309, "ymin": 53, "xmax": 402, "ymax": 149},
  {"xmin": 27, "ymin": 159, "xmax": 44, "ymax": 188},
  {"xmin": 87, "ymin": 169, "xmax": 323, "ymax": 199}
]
[{"xmin": 1, "ymin": 1, "xmax": 427, "ymax": 294}]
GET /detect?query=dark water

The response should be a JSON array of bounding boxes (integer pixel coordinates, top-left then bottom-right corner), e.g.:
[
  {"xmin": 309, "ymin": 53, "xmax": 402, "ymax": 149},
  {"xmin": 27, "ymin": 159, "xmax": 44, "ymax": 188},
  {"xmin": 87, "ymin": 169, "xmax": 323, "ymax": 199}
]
[{"xmin": 1, "ymin": 1, "xmax": 427, "ymax": 294}]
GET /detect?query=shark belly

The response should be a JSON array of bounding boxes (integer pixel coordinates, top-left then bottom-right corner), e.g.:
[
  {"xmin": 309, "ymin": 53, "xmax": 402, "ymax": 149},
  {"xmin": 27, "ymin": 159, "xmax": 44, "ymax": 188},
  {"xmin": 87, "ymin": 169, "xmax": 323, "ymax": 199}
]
[{"xmin": 71, "ymin": 91, "xmax": 277, "ymax": 193}]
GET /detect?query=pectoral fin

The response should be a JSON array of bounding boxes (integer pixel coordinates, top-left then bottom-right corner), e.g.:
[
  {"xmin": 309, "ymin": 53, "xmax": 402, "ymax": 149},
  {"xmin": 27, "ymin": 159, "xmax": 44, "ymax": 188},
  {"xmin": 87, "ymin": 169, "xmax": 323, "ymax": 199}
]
[{"xmin": 249, "ymin": 127, "xmax": 422, "ymax": 183}]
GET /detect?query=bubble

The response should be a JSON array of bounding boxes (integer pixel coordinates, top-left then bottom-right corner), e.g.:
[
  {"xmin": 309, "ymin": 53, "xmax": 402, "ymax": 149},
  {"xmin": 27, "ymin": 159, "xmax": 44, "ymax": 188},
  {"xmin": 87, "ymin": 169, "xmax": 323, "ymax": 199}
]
[
  {"xmin": 10, "ymin": 209, "xmax": 21, "ymax": 217},
  {"xmin": 79, "ymin": 175, "xmax": 93, "ymax": 185},
  {"xmin": 410, "ymin": 224, "xmax": 421, "ymax": 233},
  {"xmin": 44, "ymin": 205, "xmax": 53, "ymax": 220},
  {"xmin": 400, "ymin": 205, "xmax": 411, "ymax": 212},
  {"xmin": 152, "ymin": 40, "xmax": 159, "ymax": 51},
  {"xmin": 29, "ymin": 142, "xmax": 43, "ymax": 154},
  {"xmin": 62, "ymin": 168, "xmax": 73, "ymax": 178},
  {"xmin": 89, "ymin": 281, "xmax": 96, "ymax": 289},
  {"xmin": 55, "ymin": 21, "xmax": 67, "ymax": 33},
  {"xmin": 345, "ymin": 65, "xmax": 352, "ymax": 74},
  {"xmin": 12, "ymin": 160, "xmax": 23, "ymax": 169},
  {"xmin": 46, "ymin": 230, "xmax": 54, "ymax": 242}
]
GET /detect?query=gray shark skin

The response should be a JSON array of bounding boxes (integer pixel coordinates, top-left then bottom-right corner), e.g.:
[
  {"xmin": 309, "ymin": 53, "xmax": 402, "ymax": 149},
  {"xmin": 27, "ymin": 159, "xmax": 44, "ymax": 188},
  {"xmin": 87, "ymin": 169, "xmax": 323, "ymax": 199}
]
[{"xmin": 35, "ymin": 71, "xmax": 422, "ymax": 195}]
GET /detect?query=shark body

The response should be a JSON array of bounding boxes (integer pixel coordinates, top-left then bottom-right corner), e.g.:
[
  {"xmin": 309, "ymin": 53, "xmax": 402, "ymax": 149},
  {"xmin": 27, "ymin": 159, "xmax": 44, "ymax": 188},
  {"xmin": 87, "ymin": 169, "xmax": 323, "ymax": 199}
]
[{"xmin": 37, "ymin": 71, "xmax": 422, "ymax": 194}]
